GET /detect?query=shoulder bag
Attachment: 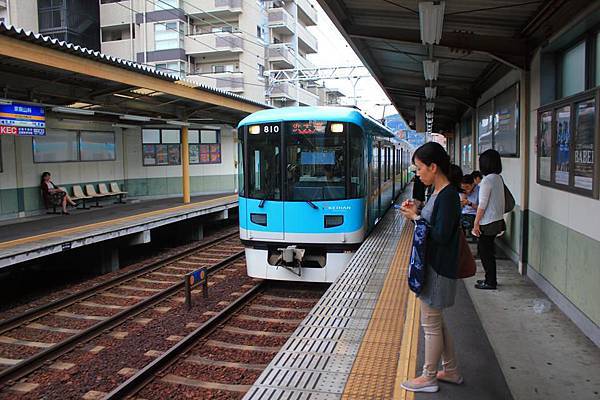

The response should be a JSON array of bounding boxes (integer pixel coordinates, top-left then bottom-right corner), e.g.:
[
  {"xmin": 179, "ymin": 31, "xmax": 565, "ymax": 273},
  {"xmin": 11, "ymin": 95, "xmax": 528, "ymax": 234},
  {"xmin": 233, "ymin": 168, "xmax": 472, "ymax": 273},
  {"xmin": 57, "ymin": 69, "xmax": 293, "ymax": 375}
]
[
  {"xmin": 408, "ymin": 218, "xmax": 428, "ymax": 294},
  {"xmin": 502, "ymin": 176, "xmax": 515, "ymax": 213},
  {"xmin": 457, "ymin": 230, "xmax": 476, "ymax": 278}
]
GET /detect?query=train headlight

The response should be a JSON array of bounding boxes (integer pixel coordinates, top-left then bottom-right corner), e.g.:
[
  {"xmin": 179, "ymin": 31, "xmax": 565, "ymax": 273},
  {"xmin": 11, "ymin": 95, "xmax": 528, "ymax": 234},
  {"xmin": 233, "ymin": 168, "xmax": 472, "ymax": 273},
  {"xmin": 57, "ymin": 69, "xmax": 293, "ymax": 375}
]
[
  {"xmin": 249, "ymin": 125, "xmax": 260, "ymax": 135},
  {"xmin": 330, "ymin": 123, "xmax": 344, "ymax": 133}
]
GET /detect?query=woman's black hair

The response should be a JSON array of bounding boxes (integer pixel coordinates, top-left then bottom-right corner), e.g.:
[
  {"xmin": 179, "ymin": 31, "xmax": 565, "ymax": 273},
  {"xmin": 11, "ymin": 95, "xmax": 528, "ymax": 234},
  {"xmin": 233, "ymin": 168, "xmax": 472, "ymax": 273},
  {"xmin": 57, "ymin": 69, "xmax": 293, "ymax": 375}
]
[
  {"xmin": 449, "ymin": 164, "xmax": 463, "ymax": 191},
  {"xmin": 462, "ymin": 174, "xmax": 475, "ymax": 184},
  {"xmin": 412, "ymin": 142, "xmax": 451, "ymax": 177},
  {"xmin": 40, "ymin": 172, "xmax": 51, "ymax": 186},
  {"xmin": 471, "ymin": 170, "xmax": 483, "ymax": 181},
  {"xmin": 479, "ymin": 149, "xmax": 502, "ymax": 175}
]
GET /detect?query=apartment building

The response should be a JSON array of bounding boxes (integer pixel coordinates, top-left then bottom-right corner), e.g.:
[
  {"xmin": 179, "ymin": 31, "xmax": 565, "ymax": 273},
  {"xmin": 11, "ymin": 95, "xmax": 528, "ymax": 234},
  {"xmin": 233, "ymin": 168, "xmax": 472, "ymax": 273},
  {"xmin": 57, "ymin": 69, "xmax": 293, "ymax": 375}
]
[
  {"xmin": 1, "ymin": 0, "xmax": 100, "ymax": 50},
  {"xmin": 98, "ymin": 0, "xmax": 322, "ymax": 105},
  {"xmin": 266, "ymin": 0, "xmax": 319, "ymax": 106}
]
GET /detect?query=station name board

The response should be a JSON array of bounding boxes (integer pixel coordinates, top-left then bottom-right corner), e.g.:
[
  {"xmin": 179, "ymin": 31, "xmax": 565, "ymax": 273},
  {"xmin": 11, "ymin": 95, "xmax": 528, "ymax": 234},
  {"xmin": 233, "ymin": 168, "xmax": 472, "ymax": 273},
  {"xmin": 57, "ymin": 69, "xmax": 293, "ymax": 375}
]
[{"xmin": 0, "ymin": 103, "xmax": 46, "ymax": 136}]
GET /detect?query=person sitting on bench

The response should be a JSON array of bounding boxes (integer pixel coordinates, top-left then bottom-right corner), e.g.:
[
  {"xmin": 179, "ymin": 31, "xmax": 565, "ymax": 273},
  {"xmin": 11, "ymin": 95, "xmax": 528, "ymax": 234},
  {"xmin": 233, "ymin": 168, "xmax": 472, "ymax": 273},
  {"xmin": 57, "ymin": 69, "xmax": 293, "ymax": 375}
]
[
  {"xmin": 460, "ymin": 174, "xmax": 479, "ymax": 237},
  {"xmin": 41, "ymin": 172, "xmax": 76, "ymax": 215}
]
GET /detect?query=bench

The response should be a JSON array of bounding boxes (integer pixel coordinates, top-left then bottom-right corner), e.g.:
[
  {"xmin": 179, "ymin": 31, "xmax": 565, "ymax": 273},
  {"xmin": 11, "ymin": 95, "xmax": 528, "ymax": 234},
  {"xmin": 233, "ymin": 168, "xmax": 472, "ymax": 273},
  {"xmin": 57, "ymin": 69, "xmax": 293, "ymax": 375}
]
[
  {"xmin": 109, "ymin": 182, "xmax": 127, "ymax": 204},
  {"xmin": 98, "ymin": 183, "xmax": 127, "ymax": 204},
  {"xmin": 85, "ymin": 184, "xmax": 111, "ymax": 207},
  {"xmin": 71, "ymin": 185, "xmax": 93, "ymax": 210},
  {"xmin": 40, "ymin": 187, "xmax": 62, "ymax": 215}
]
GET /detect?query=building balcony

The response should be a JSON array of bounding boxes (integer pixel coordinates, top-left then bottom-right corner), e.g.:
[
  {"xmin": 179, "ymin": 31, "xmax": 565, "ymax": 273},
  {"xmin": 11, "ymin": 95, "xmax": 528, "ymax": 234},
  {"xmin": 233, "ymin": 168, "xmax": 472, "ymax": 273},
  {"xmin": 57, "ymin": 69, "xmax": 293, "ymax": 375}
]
[
  {"xmin": 298, "ymin": 86, "xmax": 319, "ymax": 106},
  {"xmin": 267, "ymin": 7, "xmax": 295, "ymax": 35},
  {"xmin": 187, "ymin": 71, "xmax": 245, "ymax": 93},
  {"xmin": 296, "ymin": 0, "xmax": 318, "ymax": 26},
  {"xmin": 100, "ymin": 0, "xmax": 134, "ymax": 27},
  {"xmin": 0, "ymin": 0, "xmax": 7, "ymax": 9},
  {"xmin": 297, "ymin": 54, "xmax": 315, "ymax": 70},
  {"xmin": 269, "ymin": 82, "xmax": 295, "ymax": 100},
  {"xmin": 184, "ymin": 0, "xmax": 242, "ymax": 18},
  {"xmin": 268, "ymin": 43, "xmax": 295, "ymax": 69},
  {"xmin": 185, "ymin": 32, "xmax": 243, "ymax": 56},
  {"xmin": 101, "ymin": 39, "xmax": 132, "ymax": 60},
  {"xmin": 298, "ymin": 23, "xmax": 318, "ymax": 54}
]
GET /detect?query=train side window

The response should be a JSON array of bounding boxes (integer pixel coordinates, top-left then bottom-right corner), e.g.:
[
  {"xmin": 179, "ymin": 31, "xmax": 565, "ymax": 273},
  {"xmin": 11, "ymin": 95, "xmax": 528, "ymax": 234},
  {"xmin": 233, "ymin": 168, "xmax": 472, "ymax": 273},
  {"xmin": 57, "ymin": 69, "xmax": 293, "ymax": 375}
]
[{"xmin": 349, "ymin": 126, "xmax": 364, "ymax": 197}]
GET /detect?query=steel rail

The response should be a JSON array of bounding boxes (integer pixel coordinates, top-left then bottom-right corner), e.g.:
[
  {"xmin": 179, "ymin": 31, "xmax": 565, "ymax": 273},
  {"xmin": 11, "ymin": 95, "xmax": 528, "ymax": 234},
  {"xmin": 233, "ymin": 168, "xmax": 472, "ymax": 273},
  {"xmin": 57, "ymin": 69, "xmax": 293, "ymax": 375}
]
[
  {"xmin": 0, "ymin": 249, "xmax": 245, "ymax": 386},
  {"xmin": 0, "ymin": 229, "xmax": 239, "ymax": 335},
  {"xmin": 104, "ymin": 281, "xmax": 265, "ymax": 399}
]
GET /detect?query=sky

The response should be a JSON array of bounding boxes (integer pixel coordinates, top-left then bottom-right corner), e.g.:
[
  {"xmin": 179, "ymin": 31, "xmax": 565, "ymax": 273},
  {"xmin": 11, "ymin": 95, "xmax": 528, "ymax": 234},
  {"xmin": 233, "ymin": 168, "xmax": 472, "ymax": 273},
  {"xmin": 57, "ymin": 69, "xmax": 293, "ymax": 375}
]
[{"xmin": 306, "ymin": 3, "xmax": 399, "ymax": 121}]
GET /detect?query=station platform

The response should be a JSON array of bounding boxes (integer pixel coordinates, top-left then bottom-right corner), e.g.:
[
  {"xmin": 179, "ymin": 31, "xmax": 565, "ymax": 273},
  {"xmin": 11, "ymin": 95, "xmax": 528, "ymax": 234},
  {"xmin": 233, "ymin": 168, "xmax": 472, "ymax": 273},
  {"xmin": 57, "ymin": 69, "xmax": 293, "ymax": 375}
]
[
  {"xmin": 244, "ymin": 207, "xmax": 600, "ymax": 400},
  {"xmin": 0, "ymin": 194, "xmax": 237, "ymax": 269}
]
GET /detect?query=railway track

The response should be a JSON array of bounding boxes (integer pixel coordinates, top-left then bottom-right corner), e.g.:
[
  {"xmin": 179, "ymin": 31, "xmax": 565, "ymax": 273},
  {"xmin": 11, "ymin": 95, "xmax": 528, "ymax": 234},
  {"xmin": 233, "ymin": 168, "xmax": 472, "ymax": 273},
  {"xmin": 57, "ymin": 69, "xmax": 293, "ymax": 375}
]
[
  {"xmin": 105, "ymin": 283, "xmax": 324, "ymax": 400},
  {"xmin": 0, "ymin": 231, "xmax": 244, "ymax": 387}
]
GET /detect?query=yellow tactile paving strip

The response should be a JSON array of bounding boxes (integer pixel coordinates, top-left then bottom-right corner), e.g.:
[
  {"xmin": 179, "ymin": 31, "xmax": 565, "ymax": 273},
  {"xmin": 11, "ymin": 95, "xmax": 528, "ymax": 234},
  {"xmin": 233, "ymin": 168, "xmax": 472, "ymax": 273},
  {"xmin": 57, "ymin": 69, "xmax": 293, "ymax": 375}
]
[
  {"xmin": 0, "ymin": 194, "xmax": 237, "ymax": 250},
  {"xmin": 342, "ymin": 221, "xmax": 419, "ymax": 400}
]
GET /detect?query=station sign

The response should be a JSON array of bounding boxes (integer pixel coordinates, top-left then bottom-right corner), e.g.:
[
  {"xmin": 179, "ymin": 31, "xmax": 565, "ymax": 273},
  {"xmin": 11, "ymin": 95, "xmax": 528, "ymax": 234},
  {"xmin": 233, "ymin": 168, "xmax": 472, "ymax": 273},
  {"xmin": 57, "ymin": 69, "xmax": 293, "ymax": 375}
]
[{"xmin": 0, "ymin": 103, "xmax": 46, "ymax": 136}]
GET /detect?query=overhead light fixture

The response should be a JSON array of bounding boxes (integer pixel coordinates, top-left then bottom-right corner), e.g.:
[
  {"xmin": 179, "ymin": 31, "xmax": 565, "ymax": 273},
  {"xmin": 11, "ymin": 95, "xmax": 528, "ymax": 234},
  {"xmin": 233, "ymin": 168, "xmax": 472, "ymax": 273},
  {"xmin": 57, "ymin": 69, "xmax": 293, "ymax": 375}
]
[
  {"xmin": 0, "ymin": 99, "xmax": 12, "ymax": 105},
  {"xmin": 166, "ymin": 120, "xmax": 191, "ymax": 127},
  {"xmin": 112, "ymin": 123, "xmax": 138, "ymax": 129},
  {"xmin": 425, "ymin": 87, "xmax": 437, "ymax": 100},
  {"xmin": 426, "ymin": 112, "xmax": 434, "ymax": 118},
  {"xmin": 120, "ymin": 114, "xmax": 151, "ymax": 122},
  {"xmin": 419, "ymin": 1, "xmax": 445, "ymax": 45},
  {"xmin": 52, "ymin": 106, "xmax": 95, "ymax": 116},
  {"xmin": 423, "ymin": 60, "xmax": 439, "ymax": 81},
  {"xmin": 426, "ymin": 102, "xmax": 435, "ymax": 112},
  {"xmin": 113, "ymin": 93, "xmax": 136, "ymax": 100}
]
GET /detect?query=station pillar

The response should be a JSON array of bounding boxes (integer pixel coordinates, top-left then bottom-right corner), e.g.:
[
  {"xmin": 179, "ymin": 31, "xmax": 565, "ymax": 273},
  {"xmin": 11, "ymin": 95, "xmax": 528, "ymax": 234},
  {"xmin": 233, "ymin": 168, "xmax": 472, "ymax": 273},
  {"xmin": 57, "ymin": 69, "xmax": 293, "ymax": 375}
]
[
  {"xmin": 182, "ymin": 125, "xmax": 191, "ymax": 204},
  {"xmin": 415, "ymin": 104, "xmax": 425, "ymax": 132}
]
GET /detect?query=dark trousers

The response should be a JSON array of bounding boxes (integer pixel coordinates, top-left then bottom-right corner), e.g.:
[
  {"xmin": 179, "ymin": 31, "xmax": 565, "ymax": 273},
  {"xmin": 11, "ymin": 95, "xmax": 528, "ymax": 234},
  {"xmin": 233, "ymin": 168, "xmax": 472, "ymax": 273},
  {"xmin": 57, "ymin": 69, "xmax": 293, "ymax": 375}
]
[{"xmin": 478, "ymin": 234, "xmax": 497, "ymax": 286}]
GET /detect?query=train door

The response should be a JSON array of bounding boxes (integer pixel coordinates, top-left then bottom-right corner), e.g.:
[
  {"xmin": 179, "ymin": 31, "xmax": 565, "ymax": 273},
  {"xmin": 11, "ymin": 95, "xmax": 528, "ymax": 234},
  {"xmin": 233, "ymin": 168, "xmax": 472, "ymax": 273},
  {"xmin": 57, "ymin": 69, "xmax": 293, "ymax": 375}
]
[{"xmin": 392, "ymin": 146, "xmax": 396, "ymax": 199}]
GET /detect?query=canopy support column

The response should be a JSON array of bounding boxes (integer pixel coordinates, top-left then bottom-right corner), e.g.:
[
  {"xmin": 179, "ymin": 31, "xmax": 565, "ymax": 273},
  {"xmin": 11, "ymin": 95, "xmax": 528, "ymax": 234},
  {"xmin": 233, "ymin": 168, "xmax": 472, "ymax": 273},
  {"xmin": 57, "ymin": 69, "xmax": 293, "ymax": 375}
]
[{"xmin": 182, "ymin": 125, "xmax": 190, "ymax": 204}]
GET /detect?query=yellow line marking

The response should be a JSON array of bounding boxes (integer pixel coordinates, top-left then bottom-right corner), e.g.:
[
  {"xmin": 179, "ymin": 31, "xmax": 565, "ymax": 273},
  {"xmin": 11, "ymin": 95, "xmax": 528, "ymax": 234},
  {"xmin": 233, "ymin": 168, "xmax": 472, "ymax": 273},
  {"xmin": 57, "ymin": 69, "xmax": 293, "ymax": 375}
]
[
  {"xmin": 393, "ymin": 291, "xmax": 421, "ymax": 400},
  {"xmin": 0, "ymin": 194, "xmax": 237, "ymax": 250}
]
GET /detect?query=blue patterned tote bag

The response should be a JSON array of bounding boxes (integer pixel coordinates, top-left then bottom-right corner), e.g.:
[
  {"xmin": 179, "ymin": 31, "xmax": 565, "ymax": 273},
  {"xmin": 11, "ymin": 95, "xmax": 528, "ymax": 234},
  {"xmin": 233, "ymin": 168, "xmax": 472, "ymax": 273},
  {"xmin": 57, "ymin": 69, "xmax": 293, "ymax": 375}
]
[{"xmin": 408, "ymin": 219, "xmax": 428, "ymax": 294}]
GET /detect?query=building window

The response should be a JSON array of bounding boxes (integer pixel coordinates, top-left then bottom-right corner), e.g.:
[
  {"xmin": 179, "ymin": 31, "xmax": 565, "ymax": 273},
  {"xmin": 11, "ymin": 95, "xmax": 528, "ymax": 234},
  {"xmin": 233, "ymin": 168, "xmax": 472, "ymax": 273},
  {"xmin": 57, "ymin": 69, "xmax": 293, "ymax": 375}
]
[
  {"xmin": 33, "ymin": 130, "xmax": 115, "ymax": 162},
  {"xmin": 257, "ymin": 25, "xmax": 264, "ymax": 39},
  {"xmin": 212, "ymin": 64, "xmax": 234, "ymax": 73},
  {"xmin": 189, "ymin": 129, "xmax": 221, "ymax": 164},
  {"xmin": 142, "ymin": 128, "xmax": 181, "ymax": 166},
  {"xmin": 561, "ymin": 41, "xmax": 586, "ymax": 98},
  {"xmin": 155, "ymin": 22, "xmax": 183, "ymax": 50},
  {"xmin": 257, "ymin": 63, "xmax": 265, "ymax": 79},
  {"xmin": 537, "ymin": 91, "xmax": 598, "ymax": 197},
  {"xmin": 154, "ymin": 0, "xmax": 179, "ymax": 10},
  {"xmin": 477, "ymin": 84, "xmax": 519, "ymax": 157},
  {"xmin": 460, "ymin": 117, "xmax": 473, "ymax": 173},
  {"xmin": 155, "ymin": 61, "xmax": 185, "ymax": 78}
]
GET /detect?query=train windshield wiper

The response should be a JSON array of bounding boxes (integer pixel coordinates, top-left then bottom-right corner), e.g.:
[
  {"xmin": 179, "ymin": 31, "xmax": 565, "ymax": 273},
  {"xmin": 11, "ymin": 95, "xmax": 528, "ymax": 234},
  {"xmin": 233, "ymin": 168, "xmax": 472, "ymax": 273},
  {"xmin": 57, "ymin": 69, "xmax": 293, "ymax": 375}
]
[
  {"xmin": 306, "ymin": 201, "xmax": 318, "ymax": 210},
  {"xmin": 258, "ymin": 191, "xmax": 272, "ymax": 208}
]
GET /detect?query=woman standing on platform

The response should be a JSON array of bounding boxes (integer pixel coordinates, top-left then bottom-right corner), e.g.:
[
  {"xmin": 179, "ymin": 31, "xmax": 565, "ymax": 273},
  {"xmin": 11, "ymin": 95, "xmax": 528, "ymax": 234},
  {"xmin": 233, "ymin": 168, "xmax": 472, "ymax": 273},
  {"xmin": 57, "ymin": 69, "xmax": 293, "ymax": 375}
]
[
  {"xmin": 472, "ymin": 150, "xmax": 505, "ymax": 290},
  {"xmin": 399, "ymin": 142, "xmax": 463, "ymax": 393}
]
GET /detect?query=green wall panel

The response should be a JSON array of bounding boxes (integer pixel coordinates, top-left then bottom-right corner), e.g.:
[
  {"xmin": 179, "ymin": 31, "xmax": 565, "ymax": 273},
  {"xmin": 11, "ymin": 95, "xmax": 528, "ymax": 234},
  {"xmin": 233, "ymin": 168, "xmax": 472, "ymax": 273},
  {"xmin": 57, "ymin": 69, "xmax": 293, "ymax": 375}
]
[
  {"xmin": 565, "ymin": 229, "xmax": 600, "ymax": 325},
  {"xmin": 501, "ymin": 206, "xmax": 521, "ymax": 257},
  {"xmin": 0, "ymin": 188, "xmax": 19, "ymax": 214},
  {"xmin": 527, "ymin": 210, "xmax": 543, "ymax": 273},
  {"xmin": 539, "ymin": 216, "xmax": 568, "ymax": 292}
]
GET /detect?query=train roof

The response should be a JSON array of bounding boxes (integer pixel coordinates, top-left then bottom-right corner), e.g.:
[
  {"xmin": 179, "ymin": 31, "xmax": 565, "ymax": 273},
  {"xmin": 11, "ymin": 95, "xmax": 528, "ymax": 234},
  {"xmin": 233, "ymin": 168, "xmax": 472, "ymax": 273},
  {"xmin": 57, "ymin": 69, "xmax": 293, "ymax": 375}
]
[{"xmin": 237, "ymin": 106, "xmax": 394, "ymax": 138}]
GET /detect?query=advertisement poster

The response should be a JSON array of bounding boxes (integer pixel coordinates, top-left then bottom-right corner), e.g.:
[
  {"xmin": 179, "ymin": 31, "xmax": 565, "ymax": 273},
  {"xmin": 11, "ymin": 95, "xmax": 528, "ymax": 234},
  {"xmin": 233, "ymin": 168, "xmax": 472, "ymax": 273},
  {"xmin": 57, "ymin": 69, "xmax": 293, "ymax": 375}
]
[
  {"xmin": 539, "ymin": 111, "xmax": 552, "ymax": 182},
  {"xmin": 156, "ymin": 144, "xmax": 168, "ymax": 165},
  {"xmin": 168, "ymin": 144, "xmax": 180, "ymax": 165},
  {"xmin": 143, "ymin": 145, "xmax": 156, "ymax": 165},
  {"xmin": 200, "ymin": 145, "xmax": 210, "ymax": 163},
  {"xmin": 0, "ymin": 103, "xmax": 46, "ymax": 136},
  {"xmin": 574, "ymin": 101, "xmax": 595, "ymax": 190},
  {"xmin": 554, "ymin": 106, "xmax": 570, "ymax": 185},
  {"xmin": 189, "ymin": 144, "xmax": 200, "ymax": 164}
]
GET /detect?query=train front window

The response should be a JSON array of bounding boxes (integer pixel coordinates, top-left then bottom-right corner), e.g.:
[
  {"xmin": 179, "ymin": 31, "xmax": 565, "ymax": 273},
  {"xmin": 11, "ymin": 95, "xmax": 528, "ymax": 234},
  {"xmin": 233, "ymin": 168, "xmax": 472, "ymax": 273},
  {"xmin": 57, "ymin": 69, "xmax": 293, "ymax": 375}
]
[
  {"xmin": 286, "ymin": 121, "xmax": 346, "ymax": 201},
  {"xmin": 247, "ymin": 123, "xmax": 281, "ymax": 200}
]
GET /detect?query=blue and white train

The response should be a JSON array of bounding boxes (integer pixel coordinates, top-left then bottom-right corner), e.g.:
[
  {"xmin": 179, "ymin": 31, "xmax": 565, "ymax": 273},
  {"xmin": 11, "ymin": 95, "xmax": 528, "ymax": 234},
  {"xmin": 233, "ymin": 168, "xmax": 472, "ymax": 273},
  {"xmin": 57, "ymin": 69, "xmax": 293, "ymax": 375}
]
[{"xmin": 237, "ymin": 106, "xmax": 413, "ymax": 282}]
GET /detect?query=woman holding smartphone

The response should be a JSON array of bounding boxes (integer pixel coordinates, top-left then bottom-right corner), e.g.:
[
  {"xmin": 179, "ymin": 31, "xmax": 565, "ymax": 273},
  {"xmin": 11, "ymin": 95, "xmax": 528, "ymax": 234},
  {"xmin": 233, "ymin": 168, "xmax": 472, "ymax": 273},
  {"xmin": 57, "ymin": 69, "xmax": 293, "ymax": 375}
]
[{"xmin": 399, "ymin": 142, "xmax": 463, "ymax": 393}]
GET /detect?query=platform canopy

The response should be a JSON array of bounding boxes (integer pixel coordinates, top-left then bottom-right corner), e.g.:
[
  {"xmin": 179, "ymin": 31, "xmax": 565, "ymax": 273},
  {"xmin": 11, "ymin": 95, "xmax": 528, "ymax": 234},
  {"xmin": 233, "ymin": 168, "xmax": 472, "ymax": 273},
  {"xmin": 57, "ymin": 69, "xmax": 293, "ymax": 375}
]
[
  {"xmin": 0, "ymin": 24, "xmax": 268, "ymax": 126},
  {"xmin": 317, "ymin": 0, "xmax": 593, "ymax": 134}
]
